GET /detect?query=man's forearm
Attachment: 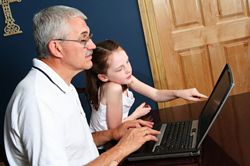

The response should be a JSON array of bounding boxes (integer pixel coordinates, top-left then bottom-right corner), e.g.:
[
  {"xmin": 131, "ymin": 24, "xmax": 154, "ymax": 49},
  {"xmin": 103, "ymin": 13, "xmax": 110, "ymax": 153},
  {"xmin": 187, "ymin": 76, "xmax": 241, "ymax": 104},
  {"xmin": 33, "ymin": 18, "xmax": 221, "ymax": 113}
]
[
  {"xmin": 92, "ymin": 130, "xmax": 114, "ymax": 147},
  {"xmin": 86, "ymin": 145, "xmax": 127, "ymax": 166}
]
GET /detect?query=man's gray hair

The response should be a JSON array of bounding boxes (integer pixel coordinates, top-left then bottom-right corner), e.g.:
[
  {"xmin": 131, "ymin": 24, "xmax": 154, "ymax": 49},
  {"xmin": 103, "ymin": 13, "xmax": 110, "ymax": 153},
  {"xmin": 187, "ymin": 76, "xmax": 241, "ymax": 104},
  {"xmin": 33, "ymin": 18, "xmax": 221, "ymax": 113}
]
[{"xmin": 33, "ymin": 5, "xmax": 87, "ymax": 58}]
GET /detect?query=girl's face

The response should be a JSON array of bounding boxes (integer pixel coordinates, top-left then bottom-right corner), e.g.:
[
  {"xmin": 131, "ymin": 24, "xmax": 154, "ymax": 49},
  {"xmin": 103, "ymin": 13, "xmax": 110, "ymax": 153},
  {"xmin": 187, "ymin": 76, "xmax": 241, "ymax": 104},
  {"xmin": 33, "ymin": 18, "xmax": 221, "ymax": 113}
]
[{"xmin": 105, "ymin": 49, "xmax": 132, "ymax": 85}]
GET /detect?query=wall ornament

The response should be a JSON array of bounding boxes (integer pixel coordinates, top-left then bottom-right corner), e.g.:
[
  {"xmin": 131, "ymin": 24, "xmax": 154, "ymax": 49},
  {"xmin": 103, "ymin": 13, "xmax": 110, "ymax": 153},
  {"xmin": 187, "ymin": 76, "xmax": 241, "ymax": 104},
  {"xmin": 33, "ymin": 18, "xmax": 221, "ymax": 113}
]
[{"xmin": 0, "ymin": 0, "xmax": 22, "ymax": 37}]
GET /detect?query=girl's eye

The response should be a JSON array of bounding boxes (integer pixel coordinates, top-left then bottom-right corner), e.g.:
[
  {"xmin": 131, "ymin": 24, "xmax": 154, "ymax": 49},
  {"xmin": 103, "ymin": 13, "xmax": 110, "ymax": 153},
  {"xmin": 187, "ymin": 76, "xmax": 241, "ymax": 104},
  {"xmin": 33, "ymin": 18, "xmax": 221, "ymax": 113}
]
[{"xmin": 116, "ymin": 68, "xmax": 123, "ymax": 72}]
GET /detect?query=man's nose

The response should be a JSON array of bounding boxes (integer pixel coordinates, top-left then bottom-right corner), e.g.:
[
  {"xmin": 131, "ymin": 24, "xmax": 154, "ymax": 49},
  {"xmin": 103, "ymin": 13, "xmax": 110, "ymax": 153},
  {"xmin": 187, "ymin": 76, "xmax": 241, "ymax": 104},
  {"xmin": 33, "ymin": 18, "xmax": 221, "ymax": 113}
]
[{"xmin": 87, "ymin": 39, "xmax": 96, "ymax": 49}]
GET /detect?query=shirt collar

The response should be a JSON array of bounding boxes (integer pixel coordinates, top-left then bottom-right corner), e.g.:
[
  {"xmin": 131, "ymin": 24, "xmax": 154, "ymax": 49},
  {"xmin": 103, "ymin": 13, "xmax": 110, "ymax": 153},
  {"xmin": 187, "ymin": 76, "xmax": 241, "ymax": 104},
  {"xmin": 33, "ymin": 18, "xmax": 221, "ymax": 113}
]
[{"xmin": 32, "ymin": 58, "xmax": 74, "ymax": 94}]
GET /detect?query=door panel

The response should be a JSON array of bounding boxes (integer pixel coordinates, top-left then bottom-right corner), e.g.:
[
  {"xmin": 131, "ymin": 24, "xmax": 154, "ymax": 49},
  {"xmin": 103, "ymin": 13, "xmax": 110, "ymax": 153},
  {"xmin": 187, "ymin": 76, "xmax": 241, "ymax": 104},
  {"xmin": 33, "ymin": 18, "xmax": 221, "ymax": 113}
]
[{"xmin": 138, "ymin": 0, "xmax": 250, "ymax": 109}]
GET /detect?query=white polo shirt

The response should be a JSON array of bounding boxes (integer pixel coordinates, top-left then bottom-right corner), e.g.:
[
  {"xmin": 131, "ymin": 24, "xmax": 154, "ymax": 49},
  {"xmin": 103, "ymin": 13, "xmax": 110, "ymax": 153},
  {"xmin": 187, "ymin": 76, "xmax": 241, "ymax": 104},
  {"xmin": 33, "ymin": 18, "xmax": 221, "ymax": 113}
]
[{"xmin": 4, "ymin": 58, "xmax": 99, "ymax": 166}]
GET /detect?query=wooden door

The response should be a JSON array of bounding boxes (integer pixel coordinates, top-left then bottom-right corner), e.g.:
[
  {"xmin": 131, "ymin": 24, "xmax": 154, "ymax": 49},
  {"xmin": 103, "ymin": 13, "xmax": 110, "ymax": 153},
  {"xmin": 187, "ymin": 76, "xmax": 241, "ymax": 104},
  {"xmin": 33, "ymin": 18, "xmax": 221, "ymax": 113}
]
[{"xmin": 138, "ymin": 0, "xmax": 250, "ymax": 109}]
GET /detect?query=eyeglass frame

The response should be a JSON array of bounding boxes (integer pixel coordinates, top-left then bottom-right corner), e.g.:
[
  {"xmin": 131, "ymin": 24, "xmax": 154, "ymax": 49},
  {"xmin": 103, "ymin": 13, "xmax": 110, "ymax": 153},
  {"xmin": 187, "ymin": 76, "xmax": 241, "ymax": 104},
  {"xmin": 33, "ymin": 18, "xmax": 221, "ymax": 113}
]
[{"xmin": 54, "ymin": 33, "xmax": 93, "ymax": 48}]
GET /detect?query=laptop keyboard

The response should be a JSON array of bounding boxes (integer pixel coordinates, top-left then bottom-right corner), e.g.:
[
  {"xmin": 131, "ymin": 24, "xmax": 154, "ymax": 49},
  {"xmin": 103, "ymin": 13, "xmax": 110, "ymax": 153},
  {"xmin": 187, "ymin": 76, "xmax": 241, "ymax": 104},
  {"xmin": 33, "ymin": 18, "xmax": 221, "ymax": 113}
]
[{"xmin": 153, "ymin": 121, "xmax": 193, "ymax": 153}]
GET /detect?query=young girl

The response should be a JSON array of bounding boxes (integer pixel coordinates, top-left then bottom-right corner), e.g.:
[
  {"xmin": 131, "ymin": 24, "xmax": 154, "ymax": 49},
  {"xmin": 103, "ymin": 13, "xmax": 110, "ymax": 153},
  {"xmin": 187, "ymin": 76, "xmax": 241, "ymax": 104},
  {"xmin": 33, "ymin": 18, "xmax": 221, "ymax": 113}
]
[{"xmin": 86, "ymin": 40, "xmax": 207, "ymax": 132}]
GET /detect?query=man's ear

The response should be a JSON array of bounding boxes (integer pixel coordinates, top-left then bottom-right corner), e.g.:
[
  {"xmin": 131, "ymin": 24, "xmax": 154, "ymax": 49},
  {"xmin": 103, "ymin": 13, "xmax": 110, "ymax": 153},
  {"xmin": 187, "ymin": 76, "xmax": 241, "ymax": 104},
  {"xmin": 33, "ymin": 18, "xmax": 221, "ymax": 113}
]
[
  {"xmin": 47, "ymin": 40, "xmax": 63, "ymax": 58},
  {"xmin": 97, "ymin": 74, "xmax": 109, "ymax": 82}
]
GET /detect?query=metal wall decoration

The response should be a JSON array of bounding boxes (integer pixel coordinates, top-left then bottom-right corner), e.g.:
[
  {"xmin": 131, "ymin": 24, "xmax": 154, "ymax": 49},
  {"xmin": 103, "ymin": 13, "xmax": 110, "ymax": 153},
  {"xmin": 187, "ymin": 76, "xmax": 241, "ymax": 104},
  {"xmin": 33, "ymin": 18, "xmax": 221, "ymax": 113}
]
[{"xmin": 0, "ymin": 0, "xmax": 22, "ymax": 36}]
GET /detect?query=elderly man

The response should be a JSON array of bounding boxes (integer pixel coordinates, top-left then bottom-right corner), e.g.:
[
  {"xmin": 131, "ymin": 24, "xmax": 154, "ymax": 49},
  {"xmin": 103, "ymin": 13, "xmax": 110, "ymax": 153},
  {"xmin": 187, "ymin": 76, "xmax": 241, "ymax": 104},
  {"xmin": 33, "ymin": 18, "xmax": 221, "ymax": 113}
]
[{"xmin": 4, "ymin": 5, "xmax": 159, "ymax": 166}]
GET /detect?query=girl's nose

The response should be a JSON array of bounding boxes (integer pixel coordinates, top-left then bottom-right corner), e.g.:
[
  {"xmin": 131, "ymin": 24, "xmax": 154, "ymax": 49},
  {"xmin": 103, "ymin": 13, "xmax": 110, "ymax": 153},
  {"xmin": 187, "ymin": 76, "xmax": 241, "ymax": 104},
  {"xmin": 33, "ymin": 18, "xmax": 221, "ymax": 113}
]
[{"xmin": 125, "ymin": 67, "xmax": 131, "ymax": 74}]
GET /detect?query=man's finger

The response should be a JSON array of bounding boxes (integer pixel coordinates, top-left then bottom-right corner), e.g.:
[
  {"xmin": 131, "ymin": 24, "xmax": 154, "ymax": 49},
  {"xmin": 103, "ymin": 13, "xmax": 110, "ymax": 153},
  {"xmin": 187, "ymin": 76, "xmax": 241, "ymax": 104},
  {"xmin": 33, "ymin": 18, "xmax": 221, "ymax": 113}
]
[{"xmin": 137, "ymin": 119, "xmax": 154, "ymax": 128}]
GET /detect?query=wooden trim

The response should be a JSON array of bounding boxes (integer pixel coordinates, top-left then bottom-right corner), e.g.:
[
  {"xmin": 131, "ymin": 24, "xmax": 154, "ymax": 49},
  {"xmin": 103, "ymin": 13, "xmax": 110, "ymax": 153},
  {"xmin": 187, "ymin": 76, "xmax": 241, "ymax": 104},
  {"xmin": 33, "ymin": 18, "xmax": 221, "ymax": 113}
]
[{"xmin": 138, "ymin": 0, "xmax": 170, "ymax": 108}]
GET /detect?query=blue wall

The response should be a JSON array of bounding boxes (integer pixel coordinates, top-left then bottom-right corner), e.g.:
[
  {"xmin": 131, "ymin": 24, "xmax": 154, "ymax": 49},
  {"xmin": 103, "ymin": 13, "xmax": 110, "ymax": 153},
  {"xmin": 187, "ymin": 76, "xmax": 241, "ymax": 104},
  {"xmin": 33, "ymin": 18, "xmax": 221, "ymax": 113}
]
[{"xmin": 0, "ymin": 1, "xmax": 157, "ymax": 145}]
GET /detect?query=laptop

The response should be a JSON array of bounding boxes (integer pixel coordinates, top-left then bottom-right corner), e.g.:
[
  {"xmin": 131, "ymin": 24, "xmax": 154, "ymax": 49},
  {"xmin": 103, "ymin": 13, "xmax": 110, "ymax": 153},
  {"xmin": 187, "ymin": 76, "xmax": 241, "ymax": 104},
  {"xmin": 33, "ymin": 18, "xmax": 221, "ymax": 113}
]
[{"xmin": 127, "ymin": 64, "xmax": 234, "ymax": 161}]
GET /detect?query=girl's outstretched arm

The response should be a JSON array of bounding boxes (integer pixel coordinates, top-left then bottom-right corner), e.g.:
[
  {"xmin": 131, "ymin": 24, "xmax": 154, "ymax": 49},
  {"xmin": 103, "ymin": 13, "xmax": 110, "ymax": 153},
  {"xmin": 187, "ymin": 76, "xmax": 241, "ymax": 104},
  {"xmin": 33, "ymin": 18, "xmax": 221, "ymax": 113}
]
[{"xmin": 129, "ymin": 76, "xmax": 207, "ymax": 102}]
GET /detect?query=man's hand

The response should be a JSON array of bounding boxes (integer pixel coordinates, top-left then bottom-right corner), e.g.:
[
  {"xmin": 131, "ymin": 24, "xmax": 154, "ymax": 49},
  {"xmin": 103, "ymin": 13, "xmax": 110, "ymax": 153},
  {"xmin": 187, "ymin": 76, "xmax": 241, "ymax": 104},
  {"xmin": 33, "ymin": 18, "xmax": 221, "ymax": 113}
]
[
  {"xmin": 88, "ymin": 120, "xmax": 160, "ymax": 166},
  {"xmin": 115, "ymin": 126, "xmax": 160, "ymax": 157},
  {"xmin": 112, "ymin": 119, "xmax": 155, "ymax": 140}
]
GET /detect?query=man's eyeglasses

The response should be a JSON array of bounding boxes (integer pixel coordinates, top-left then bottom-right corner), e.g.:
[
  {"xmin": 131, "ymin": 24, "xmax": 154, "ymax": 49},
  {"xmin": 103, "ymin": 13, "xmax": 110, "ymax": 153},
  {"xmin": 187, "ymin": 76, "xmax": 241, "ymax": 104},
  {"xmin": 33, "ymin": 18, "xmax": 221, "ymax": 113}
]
[{"xmin": 55, "ymin": 33, "xmax": 93, "ymax": 48}]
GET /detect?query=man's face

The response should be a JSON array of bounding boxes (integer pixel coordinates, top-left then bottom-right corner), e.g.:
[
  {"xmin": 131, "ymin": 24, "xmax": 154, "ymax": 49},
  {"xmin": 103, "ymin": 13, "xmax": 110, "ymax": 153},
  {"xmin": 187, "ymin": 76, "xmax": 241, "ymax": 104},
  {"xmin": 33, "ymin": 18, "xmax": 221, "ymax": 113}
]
[{"xmin": 58, "ymin": 17, "xmax": 96, "ymax": 72}]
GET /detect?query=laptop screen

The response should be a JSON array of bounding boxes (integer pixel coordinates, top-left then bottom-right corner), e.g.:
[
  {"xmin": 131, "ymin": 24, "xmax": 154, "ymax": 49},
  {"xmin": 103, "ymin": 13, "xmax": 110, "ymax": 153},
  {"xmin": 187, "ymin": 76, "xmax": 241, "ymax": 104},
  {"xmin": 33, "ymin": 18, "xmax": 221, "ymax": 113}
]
[{"xmin": 197, "ymin": 64, "xmax": 234, "ymax": 148}]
